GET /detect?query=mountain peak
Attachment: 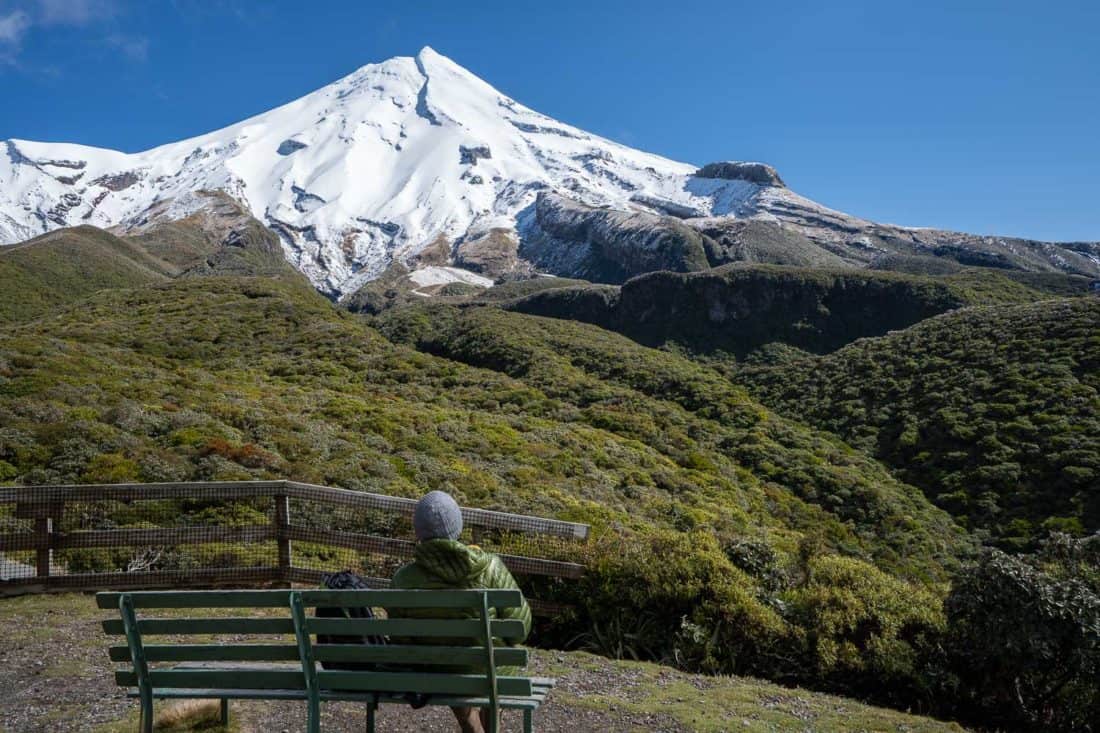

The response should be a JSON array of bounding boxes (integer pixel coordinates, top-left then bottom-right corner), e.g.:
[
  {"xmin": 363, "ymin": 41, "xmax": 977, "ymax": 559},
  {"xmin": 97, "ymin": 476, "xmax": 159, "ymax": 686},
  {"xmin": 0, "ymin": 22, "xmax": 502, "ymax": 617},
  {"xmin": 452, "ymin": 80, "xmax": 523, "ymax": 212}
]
[
  {"xmin": 416, "ymin": 45, "xmax": 444, "ymax": 63},
  {"xmin": 2, "ymin": 50, "xmax": 1096, "ymax": 296}
]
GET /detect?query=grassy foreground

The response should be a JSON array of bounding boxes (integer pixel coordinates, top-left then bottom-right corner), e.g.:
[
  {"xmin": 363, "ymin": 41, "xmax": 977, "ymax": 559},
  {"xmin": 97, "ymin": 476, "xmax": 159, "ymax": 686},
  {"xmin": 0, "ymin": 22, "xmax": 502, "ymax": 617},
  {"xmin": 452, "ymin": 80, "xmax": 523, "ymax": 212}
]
[{"xmin": 0, "ymin": 593, "xmax": 966, "ymax": 733}]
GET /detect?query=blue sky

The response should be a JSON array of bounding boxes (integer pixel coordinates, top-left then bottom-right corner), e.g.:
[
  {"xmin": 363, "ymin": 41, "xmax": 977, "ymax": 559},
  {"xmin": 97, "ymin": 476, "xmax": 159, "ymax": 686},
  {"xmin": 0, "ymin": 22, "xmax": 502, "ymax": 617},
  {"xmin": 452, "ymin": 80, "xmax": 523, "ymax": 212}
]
[{"xmin": 1, "ymin": 0, "xmax": 1097, "ymax": 241}]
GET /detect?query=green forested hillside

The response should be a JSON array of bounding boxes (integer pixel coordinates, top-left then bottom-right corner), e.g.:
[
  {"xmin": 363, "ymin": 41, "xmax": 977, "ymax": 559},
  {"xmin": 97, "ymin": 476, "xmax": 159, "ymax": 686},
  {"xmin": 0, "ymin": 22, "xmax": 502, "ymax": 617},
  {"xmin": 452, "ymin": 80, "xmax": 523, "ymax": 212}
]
[
  {"xmin": 0, "ymin": 226, "xmax": 170, "ymax": 323},
  {"xmin": 0, "ymin": 274, "xmax": 977, "ymax": 710},
  {"xmin": 375, "ymin": 302, "xmax": 969, "ymax": 577},
  {"xmin": 738, "ymin": 298, "xmax": 1100, "ymax": 548},
  {"xmin": 0, "ymin": 276, "xmax": 968, "ymax": 578},
  {"xmin": 1, "ymin": 223, "xmax": 1096, "ymax": 730}
]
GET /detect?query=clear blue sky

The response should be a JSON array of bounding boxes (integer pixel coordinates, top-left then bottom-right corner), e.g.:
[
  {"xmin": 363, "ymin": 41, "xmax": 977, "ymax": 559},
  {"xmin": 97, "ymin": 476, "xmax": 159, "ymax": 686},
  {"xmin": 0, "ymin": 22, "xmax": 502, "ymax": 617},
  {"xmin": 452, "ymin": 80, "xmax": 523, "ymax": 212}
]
[{"xmin": 2, "ymin": 0, "xmax": 1097, "ymax": 241}]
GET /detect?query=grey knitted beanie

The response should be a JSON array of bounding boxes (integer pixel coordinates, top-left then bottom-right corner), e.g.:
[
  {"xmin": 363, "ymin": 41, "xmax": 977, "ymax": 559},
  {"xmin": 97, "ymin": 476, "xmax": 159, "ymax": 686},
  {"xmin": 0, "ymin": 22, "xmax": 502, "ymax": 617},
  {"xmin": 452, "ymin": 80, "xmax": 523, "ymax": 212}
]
[{"xmin": 412, "ymin": 490, "xmax": 463, "ymax": 541}]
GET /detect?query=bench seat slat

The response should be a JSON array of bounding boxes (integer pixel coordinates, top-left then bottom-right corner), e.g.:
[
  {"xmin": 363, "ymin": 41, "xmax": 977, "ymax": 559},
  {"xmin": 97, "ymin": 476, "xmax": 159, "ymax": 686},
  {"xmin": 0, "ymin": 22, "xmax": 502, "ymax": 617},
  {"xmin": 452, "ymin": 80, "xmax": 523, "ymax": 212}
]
[
  {"xmin": 306, "ymin": 617, "xmax": 526, "ymax": 639},
  {"xmin": 315, "ymin": 671, "xmax": 533, "ymax": 697},
  {"xmin": 109, "ymin": 645, "xmax": 300, "ymax": 663},
  {"xmin": 314, "ymin": 644, "xmax": 527, "ymax": 667},
  {"xmin": 96, "ymin": 589, "xmax": 523, "ymax": 610},
  {"xmin": 116, "ymin": 668, "xmax": 536, "ymax": 698},
  {"xmin": 356, "ymin": 692, "xmax": 544, "ymax": 709},
  {"xmin": 103, "ymin": 617, "xmax": 295, "ymax": 636},
  {"xmin": 127, "ymin": 689, "xmax": 545, "ymax": 709},
  {"xmin": 129, "ymin": 688, "xmax": 309, "ymax": 701}
]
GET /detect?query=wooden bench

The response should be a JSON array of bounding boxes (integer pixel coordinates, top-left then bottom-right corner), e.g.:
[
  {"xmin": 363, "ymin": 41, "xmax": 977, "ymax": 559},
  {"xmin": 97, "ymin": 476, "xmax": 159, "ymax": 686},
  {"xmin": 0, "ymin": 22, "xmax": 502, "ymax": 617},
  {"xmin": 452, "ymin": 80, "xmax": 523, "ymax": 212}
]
[{"xmin": 98, "ymin": 589, "xmax": 554, "ymax": 733}]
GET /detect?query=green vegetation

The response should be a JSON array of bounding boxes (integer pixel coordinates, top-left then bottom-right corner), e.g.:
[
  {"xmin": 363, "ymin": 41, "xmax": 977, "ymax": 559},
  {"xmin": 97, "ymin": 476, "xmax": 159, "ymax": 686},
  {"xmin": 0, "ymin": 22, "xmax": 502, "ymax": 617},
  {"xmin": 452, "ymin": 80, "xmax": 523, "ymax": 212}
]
[
  {"xmin": 504, "ymin": 263, "xmax": 1078, "ymax": 359},
  {"xmin": 738, "ymin": 298, "xmax": 1100, "ymax": 548},
  {"xmin": 0, "ymin": 274, "xmax": 973, "ymax": 714},
  {"xmin": 3, "ymin": 220, "xmax": 1097, "ymax": 731},
  {"xmin": 0, "ymin": 226, "xmax": 168, "ymax": 324},
  {"xmin": 0, "ymin": 198, "xmax": 298, "ymax": 326},
  {"xmin": 943, "ymin": 533, "xmax": 1100, "ymax": 731},
  {"xmin": 542, "ymin": 651, "xmax": 968, "ymax": 733},
  {"xmin": 376, "ymin": 302, "xmax": 970, "ymax": 580}
]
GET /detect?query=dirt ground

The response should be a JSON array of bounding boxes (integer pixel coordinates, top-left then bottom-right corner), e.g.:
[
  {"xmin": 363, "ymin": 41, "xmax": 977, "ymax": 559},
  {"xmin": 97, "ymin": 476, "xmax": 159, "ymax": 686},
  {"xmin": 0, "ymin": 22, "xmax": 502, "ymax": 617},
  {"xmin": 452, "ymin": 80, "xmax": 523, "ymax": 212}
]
[{"xmin": 0, "ymin": 593, "xmax": 967, "ymax": 733}]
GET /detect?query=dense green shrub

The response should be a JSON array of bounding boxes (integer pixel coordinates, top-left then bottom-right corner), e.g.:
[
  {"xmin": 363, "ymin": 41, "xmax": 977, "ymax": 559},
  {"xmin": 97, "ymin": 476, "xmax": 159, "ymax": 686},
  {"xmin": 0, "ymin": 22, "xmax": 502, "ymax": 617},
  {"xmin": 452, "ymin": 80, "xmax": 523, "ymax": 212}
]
[
  {"xmin": 554, "ymin": 530, "xmax": 789, "ymax": 673},
  {"xmin": 944, "ymin": 535, "xmax": 1100, "ymax": 732},
  {"xmin": 783, "ymin": 555, "xmax": 945, "ymax": 708}
]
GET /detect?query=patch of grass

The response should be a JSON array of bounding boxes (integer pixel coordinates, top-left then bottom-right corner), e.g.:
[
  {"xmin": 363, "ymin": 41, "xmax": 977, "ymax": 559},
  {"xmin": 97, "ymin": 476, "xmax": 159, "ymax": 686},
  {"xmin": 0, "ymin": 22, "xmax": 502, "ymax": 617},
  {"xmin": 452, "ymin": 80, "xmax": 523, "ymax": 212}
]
[
  {"xmin": 92, "ymin": 702, "xmax": 235, "ymax": 733},
  {"xmin": 546, "ymin": 652, "xmax": 967, "ymax": 733}
]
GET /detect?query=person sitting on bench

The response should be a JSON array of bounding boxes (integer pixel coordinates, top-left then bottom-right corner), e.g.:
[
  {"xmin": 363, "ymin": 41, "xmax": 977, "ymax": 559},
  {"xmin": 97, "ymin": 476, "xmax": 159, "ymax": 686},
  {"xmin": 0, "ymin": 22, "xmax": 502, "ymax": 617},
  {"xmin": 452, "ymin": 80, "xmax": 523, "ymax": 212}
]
[{"xmin": 388, "ymin": 491, "xmax": 532, "ymax": 733}]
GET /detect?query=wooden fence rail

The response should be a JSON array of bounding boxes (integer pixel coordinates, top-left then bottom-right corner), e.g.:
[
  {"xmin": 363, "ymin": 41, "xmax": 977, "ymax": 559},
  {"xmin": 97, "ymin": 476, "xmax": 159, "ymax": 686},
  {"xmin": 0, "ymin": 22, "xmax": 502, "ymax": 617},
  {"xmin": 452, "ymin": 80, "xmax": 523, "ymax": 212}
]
[{"xmin": 0, "ymin": 481, "xmax": 589, "ymax": 614}]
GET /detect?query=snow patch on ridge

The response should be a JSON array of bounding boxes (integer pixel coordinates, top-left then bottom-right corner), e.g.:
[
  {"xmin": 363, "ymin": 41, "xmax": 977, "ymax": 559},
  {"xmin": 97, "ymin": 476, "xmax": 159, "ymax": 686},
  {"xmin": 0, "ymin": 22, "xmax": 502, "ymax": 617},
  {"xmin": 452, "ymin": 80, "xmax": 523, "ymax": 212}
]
[{"xmin": 408, "ymin": 266, "xmax": 494, "ymax": 289}]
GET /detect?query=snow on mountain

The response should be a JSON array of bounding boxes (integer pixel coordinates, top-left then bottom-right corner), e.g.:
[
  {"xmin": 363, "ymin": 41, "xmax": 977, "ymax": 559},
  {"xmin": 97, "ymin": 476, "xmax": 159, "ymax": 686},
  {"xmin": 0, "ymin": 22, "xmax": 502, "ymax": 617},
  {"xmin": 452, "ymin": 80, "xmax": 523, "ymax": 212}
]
[
  {"xmin": 0, "ymin": 47, "xmax": 765, "ymax": 295},
  {"xmin": 2, "ymin": 47, "xmax": 1097, "ymax": 295}
]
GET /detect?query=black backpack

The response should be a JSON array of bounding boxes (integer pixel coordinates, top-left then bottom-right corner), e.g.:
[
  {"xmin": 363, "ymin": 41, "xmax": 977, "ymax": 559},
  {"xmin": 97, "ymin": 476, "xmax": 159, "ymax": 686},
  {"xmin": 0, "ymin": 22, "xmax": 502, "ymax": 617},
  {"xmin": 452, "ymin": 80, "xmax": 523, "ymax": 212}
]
[
  {"xmin": 315, "ymin": 570, "xmax": 430, "ymax": 708},
  {"xmin": 315, "ymin": 570, "xmax": 385, "ymax": 671}
]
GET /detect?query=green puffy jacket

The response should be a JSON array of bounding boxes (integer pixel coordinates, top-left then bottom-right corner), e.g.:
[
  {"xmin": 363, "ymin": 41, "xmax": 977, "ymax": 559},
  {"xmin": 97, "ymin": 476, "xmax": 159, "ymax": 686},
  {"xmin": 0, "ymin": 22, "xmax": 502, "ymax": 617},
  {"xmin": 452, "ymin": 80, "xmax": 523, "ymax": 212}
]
[{"xmin": 388, "ymin": 538, "xmax": 532, "ymax": 650}]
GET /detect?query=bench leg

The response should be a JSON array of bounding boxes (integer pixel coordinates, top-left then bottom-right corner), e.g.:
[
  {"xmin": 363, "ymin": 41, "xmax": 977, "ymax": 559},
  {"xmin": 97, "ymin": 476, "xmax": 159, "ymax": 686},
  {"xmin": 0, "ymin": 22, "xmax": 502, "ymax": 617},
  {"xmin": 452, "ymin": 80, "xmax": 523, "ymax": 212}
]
[
  {"xmin": 524, "ymin": 708, "xmax": 534, "ymax": 733},
  {"xmin": 307, "ymin": 696, "xmax": 320, "ymax": 733},
  {"xmin": 220, "ymin": 698, "xmax": 229, "ymax": 727},
  {"xmin": 139, "ymin": 691, "xmax": 153, "ymax": 733},
  {"xmin": 366, "ymin": 701, "xmax": 377, "ymax": 733}
]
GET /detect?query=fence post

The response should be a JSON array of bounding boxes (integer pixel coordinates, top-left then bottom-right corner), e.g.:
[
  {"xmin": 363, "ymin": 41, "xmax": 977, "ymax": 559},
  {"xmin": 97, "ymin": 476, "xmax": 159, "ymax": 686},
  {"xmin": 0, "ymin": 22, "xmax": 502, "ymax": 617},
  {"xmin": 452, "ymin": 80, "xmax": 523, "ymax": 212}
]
[
  {"xmin": 275, "ymin": 495, "xmax": 292, "ymax": 581},
  {"xmin": 34, "ymin": 517, "xmax": 52, "ymax": 579}
]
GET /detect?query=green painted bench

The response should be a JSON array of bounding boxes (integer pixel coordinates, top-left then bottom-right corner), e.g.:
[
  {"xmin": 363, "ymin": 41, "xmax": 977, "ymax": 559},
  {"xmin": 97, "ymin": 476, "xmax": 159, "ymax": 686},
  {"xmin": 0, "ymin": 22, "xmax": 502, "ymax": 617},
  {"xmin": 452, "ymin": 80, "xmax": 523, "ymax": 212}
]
[{"xmin": 97, "ymin": 588, "xmax": 553, "ymax": 733}]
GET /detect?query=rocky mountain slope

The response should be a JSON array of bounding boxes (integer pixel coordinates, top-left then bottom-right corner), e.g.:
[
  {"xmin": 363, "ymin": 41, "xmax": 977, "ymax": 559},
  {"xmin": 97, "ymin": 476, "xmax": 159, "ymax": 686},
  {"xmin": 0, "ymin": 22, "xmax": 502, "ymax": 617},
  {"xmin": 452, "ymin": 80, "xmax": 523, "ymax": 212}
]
[{"xmin": 2, "ymin": 48, "xmax": 1097, "ymax": 298}]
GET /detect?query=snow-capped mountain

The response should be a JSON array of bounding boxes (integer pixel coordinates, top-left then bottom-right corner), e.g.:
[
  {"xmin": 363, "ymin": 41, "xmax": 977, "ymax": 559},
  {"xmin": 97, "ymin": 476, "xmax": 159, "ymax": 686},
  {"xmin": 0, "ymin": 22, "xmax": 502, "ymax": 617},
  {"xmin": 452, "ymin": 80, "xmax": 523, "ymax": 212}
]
[{"xmin": 2, "ymin": 47, "xmax": 1098, "ymax": 296}]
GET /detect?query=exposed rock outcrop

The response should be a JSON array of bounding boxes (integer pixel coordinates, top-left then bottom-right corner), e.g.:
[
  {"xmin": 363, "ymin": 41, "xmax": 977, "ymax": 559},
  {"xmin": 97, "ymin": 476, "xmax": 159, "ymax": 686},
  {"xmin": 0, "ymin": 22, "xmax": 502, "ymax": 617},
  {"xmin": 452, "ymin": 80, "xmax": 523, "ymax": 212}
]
[
  {"xmin": 695, "ymin": 161, "xmax": 786, "ymax": 187},
  {"xmin": 520, "ymin": 192, "xmax": 712, "ymax": 283},
  {"xmin": 92, "ymin": 171, "xmax": 141, "ymax": 191},
  {"xmin": 277, "ymin": 139, "xmax": 308, "ymax": 155},
  {"xmin": 454, "ymin": 228, "xmax": 530, "ymax": 278},
  {"xmin": 459, "ymin": 145, "xmax": 492, "ymax": 165}
]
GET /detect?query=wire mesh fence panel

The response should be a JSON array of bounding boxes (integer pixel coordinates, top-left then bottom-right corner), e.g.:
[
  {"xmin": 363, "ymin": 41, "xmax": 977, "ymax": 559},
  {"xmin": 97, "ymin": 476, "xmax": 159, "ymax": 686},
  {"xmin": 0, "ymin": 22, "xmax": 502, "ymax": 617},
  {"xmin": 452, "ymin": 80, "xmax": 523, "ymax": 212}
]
[{"xmin": 0, "ymin": 481, "xmax": 590, "ymax": 613}]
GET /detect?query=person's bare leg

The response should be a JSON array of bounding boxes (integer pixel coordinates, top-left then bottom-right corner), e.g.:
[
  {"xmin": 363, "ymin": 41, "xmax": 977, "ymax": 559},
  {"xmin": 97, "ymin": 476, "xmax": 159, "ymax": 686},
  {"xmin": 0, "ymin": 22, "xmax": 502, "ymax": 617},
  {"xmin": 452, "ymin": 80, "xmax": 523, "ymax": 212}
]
[
  {"xmin": 480, "ymin": 707, "xmax": 498, "ymax": 732},
  {"xmin": 452, "ymin": 706, "xmax": 485, "ymax": 733}
]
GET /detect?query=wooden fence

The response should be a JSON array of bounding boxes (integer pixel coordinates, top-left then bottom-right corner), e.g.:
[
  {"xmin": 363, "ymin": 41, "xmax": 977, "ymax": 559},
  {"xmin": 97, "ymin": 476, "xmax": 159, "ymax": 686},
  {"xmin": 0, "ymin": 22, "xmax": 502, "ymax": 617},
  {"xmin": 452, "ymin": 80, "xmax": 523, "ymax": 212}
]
[{"xmin": 0, "ymin": 481, "xmax": 589, "ymax": 614}]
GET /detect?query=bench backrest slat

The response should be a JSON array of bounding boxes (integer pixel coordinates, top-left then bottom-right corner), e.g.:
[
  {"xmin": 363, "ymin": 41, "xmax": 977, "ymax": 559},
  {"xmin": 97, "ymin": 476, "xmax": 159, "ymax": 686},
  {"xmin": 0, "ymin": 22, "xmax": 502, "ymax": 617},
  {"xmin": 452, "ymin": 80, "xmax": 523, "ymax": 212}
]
[
  {"xmin": 95, "ymin": 589, "xmax": 524, "ymax": 610},
  {"xmin": 116, "ymin": 669, "xmax": 305, "ymax": 690},
  {"xmin": 109, "ymin": 644, "xmax": 301, "ymax": 663},
  {"xmin": 306, "ymin": 618, "xmax": 526, "ymax": 640},
  {"xmin": 106, "ymin": 643, "xmax": 528, "ymax": 668},
  {"xmin": 103, "ymin": 617, "xmax": 295, "ymax": 635},
  {"xmin": 103, "ymin": 616, "xmax": 525, "ymax": 640}
]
